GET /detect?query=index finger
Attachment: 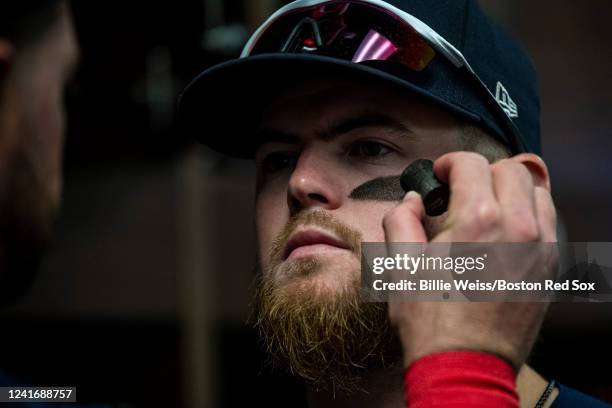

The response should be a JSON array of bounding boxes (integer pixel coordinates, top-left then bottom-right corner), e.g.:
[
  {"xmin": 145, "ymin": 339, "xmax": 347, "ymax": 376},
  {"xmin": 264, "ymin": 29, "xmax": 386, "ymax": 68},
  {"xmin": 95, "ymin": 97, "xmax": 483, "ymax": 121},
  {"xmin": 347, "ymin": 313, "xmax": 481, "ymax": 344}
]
[{"xmin": 433, "ymin": 151, "xmax": 497, "ymax": 217}]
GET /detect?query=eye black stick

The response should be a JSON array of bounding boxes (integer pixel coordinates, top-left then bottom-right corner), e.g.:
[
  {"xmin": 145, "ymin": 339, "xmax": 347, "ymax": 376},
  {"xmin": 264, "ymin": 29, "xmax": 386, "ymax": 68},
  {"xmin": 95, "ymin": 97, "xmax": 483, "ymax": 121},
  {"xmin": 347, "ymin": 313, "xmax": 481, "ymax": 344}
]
[{"xmin": 400, "ymin": 159, "xmax": 449, "ymax": 216}]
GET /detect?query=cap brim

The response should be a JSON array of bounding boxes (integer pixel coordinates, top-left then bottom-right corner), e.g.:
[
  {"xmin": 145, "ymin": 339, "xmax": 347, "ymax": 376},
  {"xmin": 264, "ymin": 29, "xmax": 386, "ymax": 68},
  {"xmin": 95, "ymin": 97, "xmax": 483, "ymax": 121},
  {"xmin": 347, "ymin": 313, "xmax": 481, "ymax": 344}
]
[{"xmin": 178, "ymin": 54, "xmax": 481, "ymax": 159}]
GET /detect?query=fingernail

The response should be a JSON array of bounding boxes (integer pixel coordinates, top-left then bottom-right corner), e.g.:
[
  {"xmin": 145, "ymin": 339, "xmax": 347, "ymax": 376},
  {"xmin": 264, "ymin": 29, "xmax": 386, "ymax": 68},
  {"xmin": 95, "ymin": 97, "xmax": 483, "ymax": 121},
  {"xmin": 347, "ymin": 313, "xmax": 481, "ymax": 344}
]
[{"xmin": 403, "ymin": 191, "xmax": 421, "ymax": 201}]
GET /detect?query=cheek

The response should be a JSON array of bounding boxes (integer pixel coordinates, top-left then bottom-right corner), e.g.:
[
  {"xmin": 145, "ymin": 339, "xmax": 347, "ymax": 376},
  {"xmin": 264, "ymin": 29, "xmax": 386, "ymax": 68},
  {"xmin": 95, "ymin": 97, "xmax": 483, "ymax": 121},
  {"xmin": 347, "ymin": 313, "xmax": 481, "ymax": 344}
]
[
  {"xmin": 44, "ymin": 77, "xmax": 65, "ymax": 140},
  {"xmin": 255, "ymin": 190, "xmax": 288, "ymax": 267},
  {"xmin": 38, "ymin": 91, "xmax": 64, "ymax": 165},
  {"xmin": 32, "ymin": 72, "xmax": 64, "ymax": 141},
  {"xmin": 39, "ymin": 88, "xmax": 65, "ymax": 198},
  {"xmin": 349, "ymin": 202, "xmax": 399, "ymax": 242},
  {"xmin": 22, "ymin": 78, "xmax": 65, "ymax": 200}
]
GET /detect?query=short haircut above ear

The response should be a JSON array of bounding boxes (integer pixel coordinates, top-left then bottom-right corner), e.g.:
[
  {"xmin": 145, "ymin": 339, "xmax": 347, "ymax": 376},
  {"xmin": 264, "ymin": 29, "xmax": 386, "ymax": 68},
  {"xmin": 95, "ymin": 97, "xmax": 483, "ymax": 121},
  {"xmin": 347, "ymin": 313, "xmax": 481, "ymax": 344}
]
[{"xmin": 458, "ymin": 123, "xmax": 511, "ymax": 163}]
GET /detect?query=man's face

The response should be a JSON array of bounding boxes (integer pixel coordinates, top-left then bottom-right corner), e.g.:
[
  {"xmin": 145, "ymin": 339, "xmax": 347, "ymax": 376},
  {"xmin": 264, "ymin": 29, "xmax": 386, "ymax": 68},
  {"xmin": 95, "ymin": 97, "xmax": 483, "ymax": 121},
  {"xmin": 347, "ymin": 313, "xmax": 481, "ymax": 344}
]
[
  {"xmin": 253, "ymin": 76, "xmax": 464, "ymax": 391},
  {"xmin": 256, "ymin": 78, "xmax": 462, "ymax": 292},
  {"xmin": 0, "ymin": 1, "xmax": 79, "ymax": 300}
]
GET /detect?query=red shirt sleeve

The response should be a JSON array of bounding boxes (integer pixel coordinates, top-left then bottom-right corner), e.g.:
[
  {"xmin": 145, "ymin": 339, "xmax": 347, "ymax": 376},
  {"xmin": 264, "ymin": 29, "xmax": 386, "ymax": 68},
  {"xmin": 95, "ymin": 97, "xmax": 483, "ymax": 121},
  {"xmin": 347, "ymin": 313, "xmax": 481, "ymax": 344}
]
[{"xmin": 404, "ymin": 351, "xmax": 519, "ymax": 408}]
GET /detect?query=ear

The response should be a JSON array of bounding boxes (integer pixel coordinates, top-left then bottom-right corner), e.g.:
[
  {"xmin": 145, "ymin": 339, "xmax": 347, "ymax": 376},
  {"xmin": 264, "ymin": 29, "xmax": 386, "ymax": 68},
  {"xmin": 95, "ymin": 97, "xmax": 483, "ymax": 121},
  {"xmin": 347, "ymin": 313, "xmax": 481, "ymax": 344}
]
[
  {"xmin": 510, "ymin": 153, "xmax": 551, "ymax": 192},
  {"xmin": 0, "ymin": 39, "xmax": 14, "ymax": 79}
]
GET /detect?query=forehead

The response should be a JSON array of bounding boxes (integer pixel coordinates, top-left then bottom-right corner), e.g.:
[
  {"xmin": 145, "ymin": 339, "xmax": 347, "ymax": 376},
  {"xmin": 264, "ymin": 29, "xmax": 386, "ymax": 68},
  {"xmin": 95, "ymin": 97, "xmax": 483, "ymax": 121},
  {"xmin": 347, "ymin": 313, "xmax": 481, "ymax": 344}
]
[{"xmin": 259, "ymin": 76, "xmax": 460, "ymax": 134}]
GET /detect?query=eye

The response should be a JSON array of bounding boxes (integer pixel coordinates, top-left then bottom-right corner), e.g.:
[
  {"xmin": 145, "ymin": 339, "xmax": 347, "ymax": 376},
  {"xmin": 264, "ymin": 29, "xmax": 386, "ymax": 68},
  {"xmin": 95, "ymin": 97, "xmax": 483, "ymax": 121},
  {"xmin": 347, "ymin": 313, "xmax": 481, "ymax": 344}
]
[
  {"xmin": 259, "ymin": 152, "xmax": 297, "ymax": 173},
  {"xmin": 348, "ymin": 140, "xmax": 393, "ymax": 158}
]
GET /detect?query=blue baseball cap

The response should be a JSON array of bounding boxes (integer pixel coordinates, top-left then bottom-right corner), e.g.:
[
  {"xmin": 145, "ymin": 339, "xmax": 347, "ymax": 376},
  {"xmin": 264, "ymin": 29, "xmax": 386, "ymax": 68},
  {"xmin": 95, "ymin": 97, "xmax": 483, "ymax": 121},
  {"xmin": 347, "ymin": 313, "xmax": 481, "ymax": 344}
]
[{"xmin": 178, "ymin": 0, "xmax": 541, "ymax": 157}]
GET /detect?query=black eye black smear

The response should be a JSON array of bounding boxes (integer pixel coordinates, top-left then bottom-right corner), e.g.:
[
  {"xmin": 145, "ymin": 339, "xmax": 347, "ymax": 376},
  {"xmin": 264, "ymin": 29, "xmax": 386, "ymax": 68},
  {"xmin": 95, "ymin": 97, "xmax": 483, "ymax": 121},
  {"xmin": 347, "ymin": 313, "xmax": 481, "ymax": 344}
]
[{"xmin": 349, "ymin": 175, "xmax": 405, "ymax": 201}]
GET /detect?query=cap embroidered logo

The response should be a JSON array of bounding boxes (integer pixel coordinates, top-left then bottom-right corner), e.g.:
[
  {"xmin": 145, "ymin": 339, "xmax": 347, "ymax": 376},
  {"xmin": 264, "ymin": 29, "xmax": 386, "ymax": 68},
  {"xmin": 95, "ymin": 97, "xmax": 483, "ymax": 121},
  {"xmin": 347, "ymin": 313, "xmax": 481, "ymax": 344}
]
[{"xmin": 495, "ymin": 81, "xmax": 518, "ymax": 118}]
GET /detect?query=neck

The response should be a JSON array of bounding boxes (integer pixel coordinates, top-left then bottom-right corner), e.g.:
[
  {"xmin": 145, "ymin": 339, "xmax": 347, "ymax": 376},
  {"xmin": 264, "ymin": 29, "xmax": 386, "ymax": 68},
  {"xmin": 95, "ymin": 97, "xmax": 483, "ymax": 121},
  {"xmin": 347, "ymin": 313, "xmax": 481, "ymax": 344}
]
[{"xmin": 306, "ymin": 364, "xmax": 556, "ymax": 408}]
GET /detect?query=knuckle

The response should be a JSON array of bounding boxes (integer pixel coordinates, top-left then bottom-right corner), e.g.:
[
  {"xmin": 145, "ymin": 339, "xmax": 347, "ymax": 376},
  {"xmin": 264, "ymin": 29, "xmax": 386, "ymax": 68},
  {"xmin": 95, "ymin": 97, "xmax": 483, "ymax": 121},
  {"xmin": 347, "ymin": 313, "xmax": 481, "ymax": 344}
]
[
  {"xmin": 512, "ymin": 218, "xmax": 540, "ymax": 241},
  {"xmin": 471, "ymin": 201, "xmax": 501, "ymax": 229},
  {"xmin": 490, "ymin": 162, "xmax": 503, "ymax": 178},
  {"xmin": 492, "ymin": 158, "xmax": 510, "ymax": 169},
  {"xmin": 494, "ymin": 161, "xmax": 531, "ymax": 181},
  {"xmin": 461, "ymin": 151, "xmax": 490, "ymax": 166}
]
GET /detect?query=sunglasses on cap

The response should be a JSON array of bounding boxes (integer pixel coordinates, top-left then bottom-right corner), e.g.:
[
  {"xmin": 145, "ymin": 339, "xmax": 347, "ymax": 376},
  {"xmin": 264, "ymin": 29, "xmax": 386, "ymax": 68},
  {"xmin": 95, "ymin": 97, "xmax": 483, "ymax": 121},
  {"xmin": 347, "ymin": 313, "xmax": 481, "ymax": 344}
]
[{"xmin": 240, "ymin": 0, "xmax": 528, "ymax": 153}]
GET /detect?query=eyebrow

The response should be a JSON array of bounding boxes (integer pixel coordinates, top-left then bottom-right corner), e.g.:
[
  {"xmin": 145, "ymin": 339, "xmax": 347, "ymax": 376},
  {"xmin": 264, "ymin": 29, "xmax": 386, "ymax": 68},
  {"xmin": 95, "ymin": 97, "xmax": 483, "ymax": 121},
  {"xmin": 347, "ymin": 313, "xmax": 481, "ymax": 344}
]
[
  {"xmin": 255, "ymin": 112, "xmax": 414, "ymax": 147},
  {"xmin": 325, "ymin": 112, "xmax": 413, "ymax": 139}
]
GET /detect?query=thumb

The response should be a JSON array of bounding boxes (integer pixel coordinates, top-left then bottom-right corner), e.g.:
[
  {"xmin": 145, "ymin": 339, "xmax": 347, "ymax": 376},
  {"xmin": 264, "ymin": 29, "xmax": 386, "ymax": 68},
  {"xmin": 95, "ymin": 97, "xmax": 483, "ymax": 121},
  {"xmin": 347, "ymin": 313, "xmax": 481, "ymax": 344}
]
[{"xmin": 383, "ymin": 191, "xmax": 428, "ymax": 243}]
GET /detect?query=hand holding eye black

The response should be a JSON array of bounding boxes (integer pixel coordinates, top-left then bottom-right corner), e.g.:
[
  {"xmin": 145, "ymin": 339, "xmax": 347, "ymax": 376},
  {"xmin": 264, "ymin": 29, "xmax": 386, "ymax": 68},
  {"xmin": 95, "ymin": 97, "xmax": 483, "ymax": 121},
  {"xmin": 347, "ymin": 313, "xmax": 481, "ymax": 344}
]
[{"xmin": 400, "ymin": 159, "xmax": 449, "ymax": 216}]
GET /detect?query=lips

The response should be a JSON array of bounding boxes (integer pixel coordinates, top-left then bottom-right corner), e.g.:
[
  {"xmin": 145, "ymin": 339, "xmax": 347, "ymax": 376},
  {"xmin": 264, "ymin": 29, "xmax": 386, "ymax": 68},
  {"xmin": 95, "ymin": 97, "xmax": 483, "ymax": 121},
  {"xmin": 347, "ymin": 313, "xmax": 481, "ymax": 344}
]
[{"xmin": 282, "ymin": 228, "xmax": 351, "ymax": 260}]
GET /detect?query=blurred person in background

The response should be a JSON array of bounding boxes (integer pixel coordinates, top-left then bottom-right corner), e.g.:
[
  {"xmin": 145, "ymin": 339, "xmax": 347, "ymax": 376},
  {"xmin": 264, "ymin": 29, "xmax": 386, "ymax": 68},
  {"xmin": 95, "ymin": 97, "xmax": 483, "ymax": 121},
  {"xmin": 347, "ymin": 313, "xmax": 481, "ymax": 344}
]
[
  {"xmin": 180, "ymin": 0, "xmax": 610, "ymax": 407},
  {"xmin": 0, "ymin": 0, "xmax": 84, "ymax": 401},
  {"xmin": 0, "ymin": 4, "xmax": 117, "ymax": 407},
  {"xmin": 0, "ymin": 0, "xmax": 78, "ymax": 305}
]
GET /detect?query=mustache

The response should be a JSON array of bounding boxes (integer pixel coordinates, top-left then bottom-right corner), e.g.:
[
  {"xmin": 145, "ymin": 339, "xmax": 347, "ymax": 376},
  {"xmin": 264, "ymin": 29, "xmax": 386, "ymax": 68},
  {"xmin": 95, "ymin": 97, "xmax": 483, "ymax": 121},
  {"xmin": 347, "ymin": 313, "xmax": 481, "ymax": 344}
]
[{"xmin": 269, "ymin": 210, "xmax": 362, "ymax": 265}]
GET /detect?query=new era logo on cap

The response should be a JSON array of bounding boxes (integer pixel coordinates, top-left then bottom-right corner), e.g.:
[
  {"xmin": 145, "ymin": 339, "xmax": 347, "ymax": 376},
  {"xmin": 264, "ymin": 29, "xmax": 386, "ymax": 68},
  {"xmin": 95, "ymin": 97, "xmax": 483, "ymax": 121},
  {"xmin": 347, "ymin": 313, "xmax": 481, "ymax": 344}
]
[{"xmin": 495, "ymin": 81, "xmax": 518, "ymax": 118}]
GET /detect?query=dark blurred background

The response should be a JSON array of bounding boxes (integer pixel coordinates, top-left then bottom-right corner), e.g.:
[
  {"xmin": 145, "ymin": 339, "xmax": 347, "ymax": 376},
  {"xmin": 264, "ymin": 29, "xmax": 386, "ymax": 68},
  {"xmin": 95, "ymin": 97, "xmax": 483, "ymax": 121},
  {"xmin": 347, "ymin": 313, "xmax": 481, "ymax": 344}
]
[{"xmin": 0, "ymin": 0, "xmax": 610, "ymax": 407}]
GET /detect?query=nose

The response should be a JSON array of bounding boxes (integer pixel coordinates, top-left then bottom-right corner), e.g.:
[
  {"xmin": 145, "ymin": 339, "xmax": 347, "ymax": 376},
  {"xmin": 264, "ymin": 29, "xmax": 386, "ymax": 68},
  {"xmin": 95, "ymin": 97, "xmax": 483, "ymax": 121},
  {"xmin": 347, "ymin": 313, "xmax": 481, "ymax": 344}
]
[{"xmin": 287, "ymin": 148, "xmax": 343, "ymax": 215}]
